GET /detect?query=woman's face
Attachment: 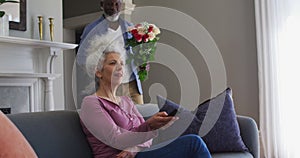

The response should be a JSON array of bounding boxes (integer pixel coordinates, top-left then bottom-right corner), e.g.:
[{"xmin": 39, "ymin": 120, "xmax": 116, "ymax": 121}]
[{"xmin": 96, "ymin": 52, "xmax": 124, "ymax": 86}]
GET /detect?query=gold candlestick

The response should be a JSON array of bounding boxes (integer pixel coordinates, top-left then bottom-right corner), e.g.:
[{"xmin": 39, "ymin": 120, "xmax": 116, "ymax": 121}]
[
  {"xmin": 49, "ymin": 17, "xmax": 54, "ymax": 41},
  {"xmin": 38, "ymin": 16, "xmax": 43, "ymax": 40}
]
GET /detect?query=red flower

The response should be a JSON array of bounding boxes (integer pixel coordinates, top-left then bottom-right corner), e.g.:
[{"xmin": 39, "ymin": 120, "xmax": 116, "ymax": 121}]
[
  {"xmin": 131, "ymin": 29, "xmax": 138, "ymax": 35},
  {"xmin": 148, "ymin": 25, "xmax": 154, "ymax": 32},
  {"xmin": 134, "ymin": 34, "xmax": 143, "ymax": 42},
  {"xmin": 143, "ymin": 34, "xmax": 150, "ymax": 42}
]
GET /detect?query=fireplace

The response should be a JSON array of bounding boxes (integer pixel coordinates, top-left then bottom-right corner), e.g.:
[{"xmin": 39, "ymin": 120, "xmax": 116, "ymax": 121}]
[{"xmin": 0, "ymin": 36, "xmax": 77, "ymax": 114}]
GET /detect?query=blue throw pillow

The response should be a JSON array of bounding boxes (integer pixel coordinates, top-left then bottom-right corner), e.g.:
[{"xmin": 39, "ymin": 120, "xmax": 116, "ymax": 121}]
[
  {"xmin": 155, "ymin": 95, "xmax": 201, "ymax": 142},
  {"xmin": 195, "ymin": 88, "xmax": 249, "ymax": 153}
]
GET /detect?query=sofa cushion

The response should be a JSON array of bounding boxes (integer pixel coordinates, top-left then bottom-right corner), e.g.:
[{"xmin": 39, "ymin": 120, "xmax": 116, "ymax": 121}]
[
  {"xmin": 195, "ymin": 88, "xmax": 249, "ymax": 153},
  {"xmin": 7, "ymin": 111, "xmax": 93, "ymax": 158},
  {"xmin": 212, "ymin": 152, "xmax": 253, "ymax": 158},
  {"xmin": 0, "ymin": 111, "xmax": 37, "ymax": 158}
]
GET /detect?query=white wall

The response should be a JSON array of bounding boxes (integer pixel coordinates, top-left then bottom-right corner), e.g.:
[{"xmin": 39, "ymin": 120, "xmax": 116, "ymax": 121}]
[
  {"xmin": 63, "ymin": 28, "xmax": 76, "ymax": 110},
  {"xmin": 9, "ymin": 0, "xmax": 65, "ymax": 110}
]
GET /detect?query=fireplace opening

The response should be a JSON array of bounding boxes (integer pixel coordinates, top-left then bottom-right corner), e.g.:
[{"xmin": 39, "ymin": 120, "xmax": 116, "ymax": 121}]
[
  {"xmin": 0, "ymin": 86, "xmax": 30, "ymax": 114},
  {"xmin": 0, "ymin": 107, "xmax": 11, "ymax": 114}
]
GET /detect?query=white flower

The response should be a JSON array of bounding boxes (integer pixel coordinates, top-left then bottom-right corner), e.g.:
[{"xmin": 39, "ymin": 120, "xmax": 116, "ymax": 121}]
[
  {"xmin": 153, "ymin": 27, "xmax": 161, "ymax": 35},
  {"xmin": 137, "ymin": 27, "xmax": 146, "ymax": 35},
  {"xmin": 148, "ymin": 32, "xmax": 156, "ymax": 41}
]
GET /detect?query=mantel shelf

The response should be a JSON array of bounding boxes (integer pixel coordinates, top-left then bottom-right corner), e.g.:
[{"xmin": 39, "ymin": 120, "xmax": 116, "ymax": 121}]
[
  {"xmin": 0, "ymin": 36, "xmax": 78, "ymax": 50},
  {"xmin": 0, "ymin": 73, "xmax": 60, "ymax": 79}
]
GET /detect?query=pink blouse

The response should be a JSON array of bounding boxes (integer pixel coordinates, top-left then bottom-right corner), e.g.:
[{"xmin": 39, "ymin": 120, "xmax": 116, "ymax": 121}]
[{"xmin": 79, "ymin": 95, "xmax": 157, "ymax": 158}]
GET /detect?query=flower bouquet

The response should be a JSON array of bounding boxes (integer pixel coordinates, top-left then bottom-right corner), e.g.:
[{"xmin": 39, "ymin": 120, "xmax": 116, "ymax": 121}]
[{"xmin": 126, "ymin": 22, "xmax": 161, "ymax": 81}]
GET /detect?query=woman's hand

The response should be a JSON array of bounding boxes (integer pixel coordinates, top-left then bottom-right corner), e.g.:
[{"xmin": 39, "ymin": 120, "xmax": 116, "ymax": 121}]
[
  {"xmin": 116, "ymin": 150, "xmax": 136, "ymax": 158},
  {"xmin": 146, "ymin": 112, "xmax": 178, "ymax": 130},
  {"xmin": 116, "ymin": 147, "xmax": 141, "ymax": 158}
]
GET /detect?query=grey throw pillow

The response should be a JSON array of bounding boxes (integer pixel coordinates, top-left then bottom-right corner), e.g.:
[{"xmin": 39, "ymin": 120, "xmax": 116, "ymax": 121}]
[{"xmin": 195, "ymin": 88, "xmax": 249, "ymax": 152}]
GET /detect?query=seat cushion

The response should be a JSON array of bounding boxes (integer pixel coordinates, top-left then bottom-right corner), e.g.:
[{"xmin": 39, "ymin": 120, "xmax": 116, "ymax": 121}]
[
  {"xmin": 8, "ymin": 111, "xmax": 93, "ymax": 158},
  {"xmin": 212, "ymin": 152, "xmax": 253, "ymax": 158}
]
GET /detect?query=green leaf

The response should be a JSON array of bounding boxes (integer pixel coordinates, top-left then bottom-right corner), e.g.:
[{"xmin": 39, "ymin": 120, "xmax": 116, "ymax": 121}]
[
  {"xmin": 138, "ymin": 70, "xmax": 148, "ymax": 82},
  {"xmin": 0, "ymin": 11, "xmax": 4, "ymax": 17},
  {"xmin": 149, "ymin": 54, "xmax": 155, "ymax": 61},
  {"xmin": 141, "ymin": 63, "xmax": 147, "ymax": 67}
]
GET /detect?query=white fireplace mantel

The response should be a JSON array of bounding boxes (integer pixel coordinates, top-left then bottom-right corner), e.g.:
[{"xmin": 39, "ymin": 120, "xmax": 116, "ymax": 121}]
[
  {"xmin": 0, "ymin": 36, "xmax": 77, "ymax": 49},
  {"xmin": 0, "ymin": 36, "xmax": 78, "ymax": 112}
]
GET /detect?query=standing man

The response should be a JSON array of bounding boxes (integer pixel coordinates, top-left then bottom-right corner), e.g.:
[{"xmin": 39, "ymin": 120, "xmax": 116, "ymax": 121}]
[{"xmin": 77, "ymin": 0, "xmax": 144, "ymax": 105}]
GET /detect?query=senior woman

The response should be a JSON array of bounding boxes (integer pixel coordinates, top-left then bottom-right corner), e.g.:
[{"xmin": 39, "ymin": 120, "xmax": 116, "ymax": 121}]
[{"xmin": 79, "ymin": 34, "xmax": 211, "ymax": 158}]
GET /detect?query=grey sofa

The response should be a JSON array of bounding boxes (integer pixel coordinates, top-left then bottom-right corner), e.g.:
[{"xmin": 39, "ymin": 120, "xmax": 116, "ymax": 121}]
[{"xmin": 7, "ymin": 109, "xmax": 259, "ymax": 158}]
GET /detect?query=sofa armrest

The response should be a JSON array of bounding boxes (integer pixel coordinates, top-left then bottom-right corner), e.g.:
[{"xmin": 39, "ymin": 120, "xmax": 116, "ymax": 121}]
[{"xmin": 237, "ymin": 115, "xmax": 260, "ymax": 158}]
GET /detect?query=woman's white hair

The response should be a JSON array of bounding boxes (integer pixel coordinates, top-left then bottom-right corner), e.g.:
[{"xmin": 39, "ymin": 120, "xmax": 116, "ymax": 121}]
[{"xmin": 83, "ymin": 32, "xmax": 126, "ymax": 94}]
